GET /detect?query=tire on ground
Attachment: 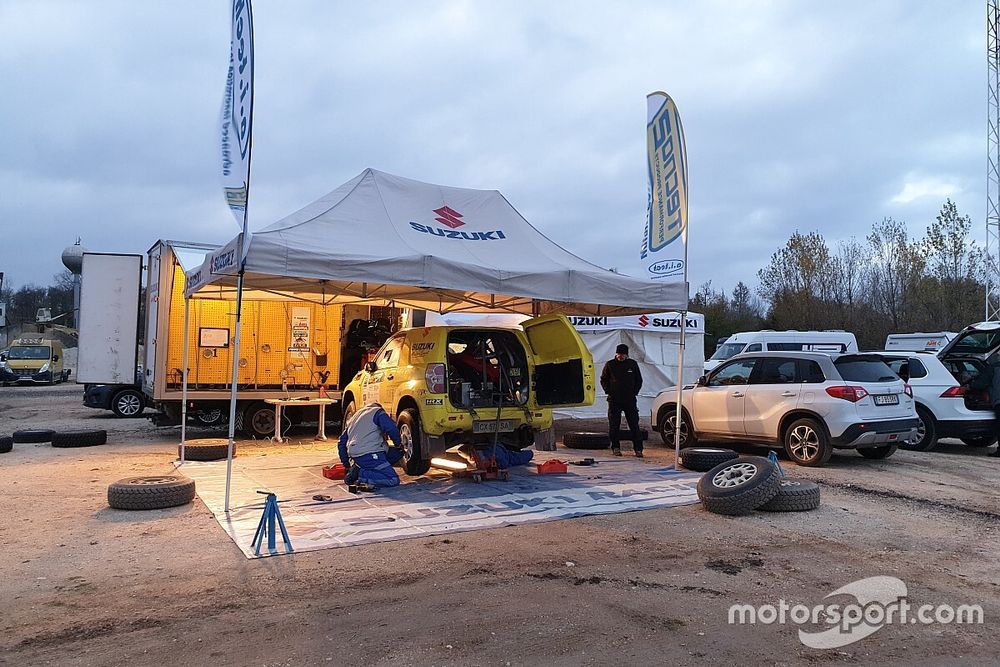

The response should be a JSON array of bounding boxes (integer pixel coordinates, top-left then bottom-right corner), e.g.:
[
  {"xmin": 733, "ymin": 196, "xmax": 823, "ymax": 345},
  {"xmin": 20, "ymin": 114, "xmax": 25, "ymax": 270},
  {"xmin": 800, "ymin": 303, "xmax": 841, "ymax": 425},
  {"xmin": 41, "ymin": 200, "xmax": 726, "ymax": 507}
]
[
  {"xmin": 13, "ymin": 429, "xmax": 55, "ymax": 443},
  {"xmin": 562, "ymin": 431, "xmax": 610, "ymax": 449},
  {"xmin": 677, "ymin": 447, "xmax": 738, "ymax": 472},
  {"xmin": 107, "ymin": 475, "xmax": 196, "ymax": 510},
  {"xmin": 696, "ymin": 456, "xmax": 782, "ymax": 516},
  {"xmin": 900, "ymin": 406, "xmax": 936, "ymax": 452},
  {"xmin": 51, "ymin": 430, "xmax": 107, "ymax": 448},
  {"xmin": 617, "ymin": 428, "xmax": 649, "ymax": 442},
  {"xmin": 858, "ymin": 445, "xmax": 898, "ymax": 460},
  {"xmin": 961, "ymin": 435, "xmax": 997, "ymax": 447},
  {"xmin": 759, "ymin": 478, "xmax": 821, "ymax": 512},
  {"xmin": 179, "ymin": 438, "xmax": 234, "ymax": 461},
  {"xmin": 396, "ymin": 408, "xmax": 431, "ymax": 476},
  {"xmin": 0, "ymin": 436, "xmax": 12, "ymax": 454}
]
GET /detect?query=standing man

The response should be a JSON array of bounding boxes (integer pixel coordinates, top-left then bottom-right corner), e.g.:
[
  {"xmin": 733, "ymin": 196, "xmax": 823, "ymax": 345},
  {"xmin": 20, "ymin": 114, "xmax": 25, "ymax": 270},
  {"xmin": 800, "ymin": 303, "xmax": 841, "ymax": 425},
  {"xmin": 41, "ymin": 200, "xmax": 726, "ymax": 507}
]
[
  {"xmin": 338, "ymin": 402, "xmax": 407, "ymax": 489},
  {"xmin": 600, "ymin": 343, "xmax": 644, "ymax": 457},
  {"xmin": 969, "ymin": 353, "xmax": 1000, "ymax": 457}
]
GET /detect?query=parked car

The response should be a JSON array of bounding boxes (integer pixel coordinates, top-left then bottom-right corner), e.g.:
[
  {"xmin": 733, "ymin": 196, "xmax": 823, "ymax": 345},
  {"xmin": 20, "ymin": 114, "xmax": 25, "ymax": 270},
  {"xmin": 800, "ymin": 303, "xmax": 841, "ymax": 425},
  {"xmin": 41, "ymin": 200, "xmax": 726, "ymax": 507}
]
[
  {"xmin": 875, "ymin": 351, "xmax": 995, "ymax": 451},
  {"xmin": 0, "ymin": 336, "xmax": 71, "ymax": 385},
  {"xmin": 652, "ymin": 351, "xmax": 918, "ymax": 466},
  {"xmin": 704, "ymin": 330, "xmax": 858, "ymax": 373},
  {"xmin": 342, "ymin": 314, "xmax": 594, "ymax": 475}
]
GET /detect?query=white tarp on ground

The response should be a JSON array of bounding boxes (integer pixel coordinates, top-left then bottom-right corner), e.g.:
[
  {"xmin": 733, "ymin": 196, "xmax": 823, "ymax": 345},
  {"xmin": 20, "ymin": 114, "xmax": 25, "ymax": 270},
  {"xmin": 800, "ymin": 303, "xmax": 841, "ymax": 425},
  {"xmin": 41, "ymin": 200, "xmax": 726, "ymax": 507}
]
[
  {"xmin": 184, "ymin": 169, "xmax": 687, "ymax": 315},
  {"xmin": 182, "ymin": 450, "xmax": 701, "ymax": 558},
  {"xmin": 438, "ymin": 311, "xmax": 706, "ymax": 419}
]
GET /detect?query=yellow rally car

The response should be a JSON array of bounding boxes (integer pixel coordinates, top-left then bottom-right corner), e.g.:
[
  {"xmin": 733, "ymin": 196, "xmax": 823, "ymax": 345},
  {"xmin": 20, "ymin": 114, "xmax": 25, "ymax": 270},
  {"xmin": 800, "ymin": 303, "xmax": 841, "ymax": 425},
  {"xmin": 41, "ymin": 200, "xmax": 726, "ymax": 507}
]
[{"xmin": 342, "ymin": 314, "xmax": 595, "ymax": 475}]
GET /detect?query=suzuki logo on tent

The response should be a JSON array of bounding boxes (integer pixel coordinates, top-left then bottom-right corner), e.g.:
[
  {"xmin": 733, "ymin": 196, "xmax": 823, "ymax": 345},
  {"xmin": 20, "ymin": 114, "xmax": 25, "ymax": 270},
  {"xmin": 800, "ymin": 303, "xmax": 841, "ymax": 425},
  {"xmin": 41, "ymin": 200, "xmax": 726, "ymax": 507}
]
[
  {"xmin": 433, "ymin": 206, "xmax": 465, "ymax": 229},
  {"xmin": 639, "ymin": 315, "xmax": 650, "ymax": 327}
]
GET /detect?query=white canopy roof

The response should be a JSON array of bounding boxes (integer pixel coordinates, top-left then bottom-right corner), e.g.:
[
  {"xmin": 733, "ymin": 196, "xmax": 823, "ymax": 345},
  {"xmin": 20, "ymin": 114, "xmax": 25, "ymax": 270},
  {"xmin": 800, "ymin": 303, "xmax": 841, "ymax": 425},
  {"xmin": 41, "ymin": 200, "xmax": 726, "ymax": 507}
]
[{"xmin": 186, "ymin": 169, "xmax": 687, "ymax": 315}]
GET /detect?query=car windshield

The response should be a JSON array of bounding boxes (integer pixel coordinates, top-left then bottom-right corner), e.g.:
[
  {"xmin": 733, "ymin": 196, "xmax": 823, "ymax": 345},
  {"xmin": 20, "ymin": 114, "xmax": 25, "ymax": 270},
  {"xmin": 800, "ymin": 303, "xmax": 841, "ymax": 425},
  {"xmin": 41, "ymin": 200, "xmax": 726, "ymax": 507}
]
[
  {"xmin": 834, "ymin": 356, "xmax": 897, "ymax": 383},
  {"xmin": 710, "ymin": 342, "xmax": 745, "ymax": 361},
  {"xmin": 7, "ymin": 346, "xmax": 50, "ymax": 360},
  {"xmin": 948, "ymin": 330, "xmax": 1000, "ymax": 355}
]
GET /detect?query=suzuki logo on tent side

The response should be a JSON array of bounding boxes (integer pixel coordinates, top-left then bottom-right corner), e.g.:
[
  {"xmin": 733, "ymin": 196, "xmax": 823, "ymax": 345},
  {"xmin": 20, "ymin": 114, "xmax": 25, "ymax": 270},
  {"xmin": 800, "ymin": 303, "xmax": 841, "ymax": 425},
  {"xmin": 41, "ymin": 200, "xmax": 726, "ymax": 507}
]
[
  {"xmin": 639, "ymin": 315, "xmax": 650, "ymax": 327},
  {"xmin": 433, "ymin": 206, "xmax": 465, "ymax": 229}
]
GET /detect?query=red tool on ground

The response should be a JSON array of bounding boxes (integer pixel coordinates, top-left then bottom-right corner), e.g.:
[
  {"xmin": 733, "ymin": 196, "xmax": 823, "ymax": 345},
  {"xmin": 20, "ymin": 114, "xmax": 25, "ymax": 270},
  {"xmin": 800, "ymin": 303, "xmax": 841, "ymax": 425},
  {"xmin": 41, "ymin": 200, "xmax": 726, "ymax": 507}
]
[
  {"xmin": 322, "ymin": 463, "xmax": 347, "ymax": 480},
  {"xmin": 536, "ymin": 459, "xmax": 568, "ymax": 474}
]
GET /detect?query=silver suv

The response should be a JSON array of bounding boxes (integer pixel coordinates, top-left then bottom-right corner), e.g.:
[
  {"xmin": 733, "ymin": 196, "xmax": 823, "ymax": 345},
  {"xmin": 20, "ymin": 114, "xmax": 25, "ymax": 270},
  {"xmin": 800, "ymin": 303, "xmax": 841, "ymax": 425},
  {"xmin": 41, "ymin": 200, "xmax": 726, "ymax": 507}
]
[{"xmin": 651, "ymin": 352, "xmax": 919, "ymax": 466}]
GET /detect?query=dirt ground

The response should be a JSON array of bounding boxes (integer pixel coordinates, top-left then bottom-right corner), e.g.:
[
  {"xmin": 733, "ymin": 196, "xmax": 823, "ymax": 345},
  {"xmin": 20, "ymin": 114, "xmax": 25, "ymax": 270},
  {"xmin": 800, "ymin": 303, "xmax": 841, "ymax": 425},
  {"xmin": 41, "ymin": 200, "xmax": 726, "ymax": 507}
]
[{"xmin": 1, "ymin": 384, "xmax": 998, "ymax": 666}]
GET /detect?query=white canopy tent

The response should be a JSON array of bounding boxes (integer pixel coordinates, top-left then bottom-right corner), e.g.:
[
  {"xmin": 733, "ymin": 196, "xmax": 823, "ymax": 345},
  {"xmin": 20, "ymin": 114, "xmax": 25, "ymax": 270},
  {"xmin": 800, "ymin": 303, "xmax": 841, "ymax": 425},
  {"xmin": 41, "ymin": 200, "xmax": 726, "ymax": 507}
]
[{"xmin": 181, "ymin": 169, "xmax": 688, "ymax": 512}]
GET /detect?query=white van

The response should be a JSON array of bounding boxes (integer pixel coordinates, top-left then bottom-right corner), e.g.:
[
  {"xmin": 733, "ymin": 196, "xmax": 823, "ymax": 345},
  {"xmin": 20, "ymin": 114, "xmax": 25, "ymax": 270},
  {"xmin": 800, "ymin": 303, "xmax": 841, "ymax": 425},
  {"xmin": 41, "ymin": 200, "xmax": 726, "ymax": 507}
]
[
  {"xmin": 703, "ymin": 330, "xmax": 858, "ymax": 372},
  {"xmin": 884, "ymin": 332, "xmax": 955, "ymax": 352}
]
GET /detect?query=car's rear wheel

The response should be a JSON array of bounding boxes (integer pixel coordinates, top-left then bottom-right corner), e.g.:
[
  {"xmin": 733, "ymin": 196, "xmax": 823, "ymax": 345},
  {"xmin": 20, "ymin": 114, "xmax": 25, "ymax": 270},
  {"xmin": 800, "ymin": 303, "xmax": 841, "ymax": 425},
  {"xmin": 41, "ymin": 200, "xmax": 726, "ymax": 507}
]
[
  {"xmin": 858, "ymin": 445, "xmax": 898, "ymax": 460},
  {"xmin": 659, "ymin": 409, "xmax": 695, "ymax": 448},
  {"xmin": 396, "ymin": 409, "xmax": 430, "ymax": 476},
  {"xmin": 900, "ymin": 406, "xmax": 936, "ymax": 452},
  {"xmin": 961, "ymin": 435, "xmax": 997, "ymax": 447},
  {"xmin": 783, "ymin": 418, "xmax": 832, "ymax": 467}
]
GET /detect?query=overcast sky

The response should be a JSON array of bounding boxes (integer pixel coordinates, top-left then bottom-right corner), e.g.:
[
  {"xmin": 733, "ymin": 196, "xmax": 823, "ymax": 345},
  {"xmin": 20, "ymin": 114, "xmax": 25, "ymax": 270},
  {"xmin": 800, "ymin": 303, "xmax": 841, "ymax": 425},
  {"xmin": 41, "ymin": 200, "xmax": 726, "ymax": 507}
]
[{"xmin": 0, "ymin": 0, "xmax": 985, "ymax": 297}]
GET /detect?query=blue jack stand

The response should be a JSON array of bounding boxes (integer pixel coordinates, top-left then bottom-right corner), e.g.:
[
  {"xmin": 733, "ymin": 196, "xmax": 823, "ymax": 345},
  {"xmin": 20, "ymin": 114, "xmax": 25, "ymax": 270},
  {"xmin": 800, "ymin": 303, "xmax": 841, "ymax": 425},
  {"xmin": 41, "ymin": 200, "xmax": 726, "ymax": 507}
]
[
  {"xmin": 767, "ymin": 451, "xmax": 785, "ymax": 477},
  {"xmin": 252, "ymin": 490, "xmax": 293, "ymax": 555}
]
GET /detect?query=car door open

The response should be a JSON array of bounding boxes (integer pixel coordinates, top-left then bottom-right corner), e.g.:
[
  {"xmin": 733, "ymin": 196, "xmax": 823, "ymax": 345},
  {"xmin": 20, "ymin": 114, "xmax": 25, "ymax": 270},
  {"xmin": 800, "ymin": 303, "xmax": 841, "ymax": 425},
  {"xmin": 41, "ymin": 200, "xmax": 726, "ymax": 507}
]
[{"xmin": 521, "ymin": 314, "xmax": 596, "ymax": 408}]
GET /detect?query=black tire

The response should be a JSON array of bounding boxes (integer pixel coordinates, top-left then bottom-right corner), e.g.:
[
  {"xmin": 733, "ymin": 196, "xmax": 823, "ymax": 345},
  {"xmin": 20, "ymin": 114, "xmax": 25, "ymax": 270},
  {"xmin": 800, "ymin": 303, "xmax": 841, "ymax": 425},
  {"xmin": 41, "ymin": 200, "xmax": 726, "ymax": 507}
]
[
  {"xmin": 111, "ymin": 389, "xmax": 145, "ymax": 418},
  {"xmin": 179, "ymin": 438, "xmax": 234, "ymax": 461},
  {"xmin": 618, "ymin": 428, "xmax": 649, "ymax": 442},
  {"xmin": 242, "ymin": 402, "xmax": 276, "ymax": 439},
  {"xmin": 858, "ymin": 445, "xmax": 898, "ymax": 460},
  {"xmin": 562, "ymin": 432, "xmax": 610, "ymax": 449},
  {"xmin": 51, "ymin": 430, "xmax": 107, "ymax": 448},
  {"xmin": 658, "ymin": 409, "xmax": 696, "ymax": 448},
  {"xmin": 107, "ymin": 475, "xmax": 196, "ymax": 510},
  {"xmin": 696, "ymin": 456, "xmax": 783, "ymax": 516},
  {"xmin": 396, "ymin": 409, "xmax": 431, "ymax": 476},
  {"xmin": 782, "ymin": 418, "xmax": 832, "ymax": 467},
  {"xmin": 900, "ymin": 406, "xmax": 937, "ymax": 452},
  {"xmin": 0, "ymin": 436, "xmax": 12, "ymax": 454},
  {"xmin": 759, "ymin": 479, "xmax": 821, "ymax": 512},
  {"xmin": 192, "ymin": 409, "xmax": 226, "ymax": 427},
  {"xmin": 13, "ymin": 429, "xmax": 55, "ymax": 443},
  {"xmin": 961, "ymin": 435, "xmax": 997, "ymax": 447},
  {"xmin": 677, "ymin": 447, "xmax": 738, "ymax": 472}
]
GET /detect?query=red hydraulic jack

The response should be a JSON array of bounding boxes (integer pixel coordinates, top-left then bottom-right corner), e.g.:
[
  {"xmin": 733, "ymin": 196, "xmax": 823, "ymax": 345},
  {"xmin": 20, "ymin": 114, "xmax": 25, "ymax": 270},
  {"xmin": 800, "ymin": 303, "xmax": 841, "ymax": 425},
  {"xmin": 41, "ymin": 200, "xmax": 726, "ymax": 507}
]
[{"xmin": 452, "ymin": 447, "xmax": 509, "ymax": 483}]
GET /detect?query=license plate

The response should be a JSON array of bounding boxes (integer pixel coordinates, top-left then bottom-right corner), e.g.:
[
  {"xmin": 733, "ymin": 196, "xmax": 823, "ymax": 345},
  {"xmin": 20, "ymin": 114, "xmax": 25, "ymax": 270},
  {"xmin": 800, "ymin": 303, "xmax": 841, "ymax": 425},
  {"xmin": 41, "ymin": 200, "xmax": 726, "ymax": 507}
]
[
  {"xmin": 873, "ymin": 394, "xmax": 899, "ymax": 406},
  {"xmin": 473, "ymin": 420, "xmax": 517, "ymax": 434}
]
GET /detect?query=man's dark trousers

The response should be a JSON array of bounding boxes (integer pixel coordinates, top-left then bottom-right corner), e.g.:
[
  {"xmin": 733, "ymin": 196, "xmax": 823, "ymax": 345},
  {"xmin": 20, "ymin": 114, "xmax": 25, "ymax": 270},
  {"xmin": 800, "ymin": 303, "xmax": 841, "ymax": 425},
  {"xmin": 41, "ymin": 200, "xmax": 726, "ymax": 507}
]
[{"xmin": 609, "ymin": 399, "xmax": 642, "ymax": 453}]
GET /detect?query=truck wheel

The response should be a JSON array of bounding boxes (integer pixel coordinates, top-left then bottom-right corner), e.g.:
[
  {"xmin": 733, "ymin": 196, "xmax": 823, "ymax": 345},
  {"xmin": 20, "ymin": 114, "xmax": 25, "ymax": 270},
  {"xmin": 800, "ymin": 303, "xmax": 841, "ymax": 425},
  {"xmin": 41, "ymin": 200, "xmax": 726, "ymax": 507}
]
[
  {"xmin": 759, "ymin": 479, "xmax": 821, "ymax": 512},
  {"xmin": 396, "ymin": 409, "xmax": 430, "ymax": 476},
  {"xmin": 658, "ymin": 410, "xmax": 696, "ymax": 448},
  {"xmin": 242, "ymin": 402, "xmax": 276, "ymax": 439},
  {"xmin": 192, "ymin": 409, "xmax": 226, "ymax": 427},
  {"xmin": 111, "ymin": 389, "xmax": 145, "ymax": 418},
  {"xmin": 52, "ymin": 430, "xmax": 107, "ymax": 448},
  {"xmin": 696, "ymin": 456, "xmax": 782, "ymax": 515},
  {"xmin": 108, "ymin": 475, "xmax": 196, "ymax": 510},
  {"xmin": 13, "ymin": 429, "xmax": 55, "ymax": 443},
  {"xmin": 961, "ymin": 435, "xmax": 997, "ymax": 447},
  {"xmin": 677, "ymin": 447, "xmax": 738, "ymax": 472},
  {"xmin": 900, "ymin": 406, "xmax": 936, "ymax": 452},
  {"xmin": 783, "ymin": 418, "xmax": 832, "ymax": 467},
  {"xmin": 858, "ymin": 445, "xmax": 897, "ymax": 460}
]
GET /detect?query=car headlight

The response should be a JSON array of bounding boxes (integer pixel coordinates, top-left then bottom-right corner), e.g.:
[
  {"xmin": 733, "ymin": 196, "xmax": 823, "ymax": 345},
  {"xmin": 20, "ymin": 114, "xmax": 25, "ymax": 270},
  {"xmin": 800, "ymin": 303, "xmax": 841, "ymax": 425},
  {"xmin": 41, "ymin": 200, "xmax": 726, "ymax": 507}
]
[{"xmin": 39, "ymin": 363, "xmax": 49, "ymax": 373}]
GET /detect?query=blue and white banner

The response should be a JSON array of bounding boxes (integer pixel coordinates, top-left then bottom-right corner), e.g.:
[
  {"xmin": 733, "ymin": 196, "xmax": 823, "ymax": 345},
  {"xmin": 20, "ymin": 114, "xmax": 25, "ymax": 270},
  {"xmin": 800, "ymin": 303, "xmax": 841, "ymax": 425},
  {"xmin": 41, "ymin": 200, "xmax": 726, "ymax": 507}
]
[
  {"xmin": 219, "ymin": 0, "xmax": 254, "ymax": 226},
  {"xmin": 641, "ymin": 91, "xmax": 688, "ymax": 282}
]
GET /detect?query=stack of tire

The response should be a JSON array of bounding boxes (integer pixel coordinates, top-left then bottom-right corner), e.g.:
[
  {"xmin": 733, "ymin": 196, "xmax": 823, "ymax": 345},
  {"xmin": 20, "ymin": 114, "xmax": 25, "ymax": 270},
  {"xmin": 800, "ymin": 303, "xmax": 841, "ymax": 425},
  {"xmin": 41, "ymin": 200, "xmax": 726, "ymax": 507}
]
[
  {"xmin": 12, "ymin": 429, "xmax": 108, "ymax": 448},
  {"xmin": 678, "ymin": 447, "xmax": 820, "ymax": 515}
]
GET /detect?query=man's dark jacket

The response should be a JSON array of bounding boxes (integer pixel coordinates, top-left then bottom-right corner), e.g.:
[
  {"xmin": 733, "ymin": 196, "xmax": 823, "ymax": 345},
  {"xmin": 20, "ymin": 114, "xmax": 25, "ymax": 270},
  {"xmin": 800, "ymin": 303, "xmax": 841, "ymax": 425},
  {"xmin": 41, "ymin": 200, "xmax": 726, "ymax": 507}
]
[{"xmin": 600, "ymin": 358, "xmax": 643, "ymax": 403}]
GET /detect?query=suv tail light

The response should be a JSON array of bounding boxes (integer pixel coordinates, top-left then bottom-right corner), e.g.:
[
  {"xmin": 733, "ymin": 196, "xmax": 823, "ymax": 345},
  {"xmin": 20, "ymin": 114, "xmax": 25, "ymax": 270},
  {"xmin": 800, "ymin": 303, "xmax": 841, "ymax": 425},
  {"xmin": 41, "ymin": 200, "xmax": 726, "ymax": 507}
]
[
  {"xmin": 903, "ymin": 383, "xmax": 913, "ymax": 398},
  {"xmin": 826, "ymin": 385, "xmax": 869, "ymax": 402},
  {"xmin": 425, "ymin": 363, "xmax": 446, "ymax": 394},
  {"xmin": 940, "ymin": 386, "xmax": 966, "ymax": 398}
]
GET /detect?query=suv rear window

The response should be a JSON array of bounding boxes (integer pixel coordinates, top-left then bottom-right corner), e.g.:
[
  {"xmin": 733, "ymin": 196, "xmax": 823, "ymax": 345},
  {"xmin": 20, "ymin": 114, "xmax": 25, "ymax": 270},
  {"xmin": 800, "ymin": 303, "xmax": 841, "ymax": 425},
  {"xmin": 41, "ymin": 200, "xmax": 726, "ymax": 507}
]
[{"xmin": 833, "ymin": 356, "xmax": 897, "ymax": 383}]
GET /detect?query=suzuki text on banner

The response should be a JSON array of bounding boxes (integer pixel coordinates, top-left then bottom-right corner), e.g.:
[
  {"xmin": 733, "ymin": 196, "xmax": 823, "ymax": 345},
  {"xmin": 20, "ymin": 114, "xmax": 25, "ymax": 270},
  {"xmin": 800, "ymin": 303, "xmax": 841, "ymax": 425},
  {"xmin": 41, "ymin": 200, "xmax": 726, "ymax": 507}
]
[{"xmin": 641, "ymin": 91, "xmax": 688, "ymax": 282}]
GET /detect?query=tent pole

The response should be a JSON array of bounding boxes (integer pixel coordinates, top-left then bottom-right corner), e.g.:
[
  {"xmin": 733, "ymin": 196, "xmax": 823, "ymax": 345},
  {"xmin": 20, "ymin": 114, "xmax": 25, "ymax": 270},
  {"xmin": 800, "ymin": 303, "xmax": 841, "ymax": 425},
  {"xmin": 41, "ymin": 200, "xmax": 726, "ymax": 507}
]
[
  {"xmin": 673, "ymin": 312, "xmax": 687, "ymax": 464},
  {"xmin": 224, "ymin": 267, "xmax": 245, "ymax": 513},
  {"xmin": 180, "ymin": 296, "xmax": 190, "ymax": 462}
]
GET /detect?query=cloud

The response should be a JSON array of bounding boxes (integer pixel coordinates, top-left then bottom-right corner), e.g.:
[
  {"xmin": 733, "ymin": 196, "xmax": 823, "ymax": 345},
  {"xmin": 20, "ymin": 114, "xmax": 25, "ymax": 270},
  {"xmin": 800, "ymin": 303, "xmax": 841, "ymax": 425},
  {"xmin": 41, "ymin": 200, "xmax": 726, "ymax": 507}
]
[{"xmin": 889, "ymin": 175, "xmax": 961, "ymax": 205}]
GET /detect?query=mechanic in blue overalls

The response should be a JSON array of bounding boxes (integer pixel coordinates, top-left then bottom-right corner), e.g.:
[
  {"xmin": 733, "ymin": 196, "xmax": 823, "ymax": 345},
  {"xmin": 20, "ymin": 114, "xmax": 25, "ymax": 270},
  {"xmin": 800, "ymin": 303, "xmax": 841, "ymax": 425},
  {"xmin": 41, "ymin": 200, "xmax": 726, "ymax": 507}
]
[{"xmin": 338, "ymin": 402, "xmax": 406, "ymax": 488}]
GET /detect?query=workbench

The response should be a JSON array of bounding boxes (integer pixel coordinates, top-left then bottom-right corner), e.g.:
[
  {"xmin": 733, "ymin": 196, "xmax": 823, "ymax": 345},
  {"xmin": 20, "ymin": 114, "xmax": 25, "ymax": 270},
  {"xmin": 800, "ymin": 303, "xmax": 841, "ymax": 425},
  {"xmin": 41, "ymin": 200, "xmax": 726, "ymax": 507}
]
[{"xmin": 264, "ymin": 397, "xmax": 335, "ymax": 443}]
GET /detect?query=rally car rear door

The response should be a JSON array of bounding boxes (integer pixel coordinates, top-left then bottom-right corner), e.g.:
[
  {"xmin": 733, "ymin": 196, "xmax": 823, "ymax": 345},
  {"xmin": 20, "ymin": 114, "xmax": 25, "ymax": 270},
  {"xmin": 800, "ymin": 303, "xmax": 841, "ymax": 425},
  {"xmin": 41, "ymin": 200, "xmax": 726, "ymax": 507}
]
[{"xmin": 521, "ymin": 314, "xmax": 596, "ymax": 408}]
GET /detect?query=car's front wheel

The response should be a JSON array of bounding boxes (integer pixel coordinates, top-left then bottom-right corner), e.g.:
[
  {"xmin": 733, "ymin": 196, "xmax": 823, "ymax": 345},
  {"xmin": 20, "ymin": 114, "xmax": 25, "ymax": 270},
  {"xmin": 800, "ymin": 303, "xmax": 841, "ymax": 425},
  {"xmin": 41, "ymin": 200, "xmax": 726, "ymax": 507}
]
[
  {"xmin": 783, "ymin": 418, "xmax": 832, "ymax": 467},
  {"xmin": 396, "ymin": 409, "xmax": 431, "ymax": 476},
  {"xmin": 659, "ymin": 409, "xmax": 696, "ymax": 448}
]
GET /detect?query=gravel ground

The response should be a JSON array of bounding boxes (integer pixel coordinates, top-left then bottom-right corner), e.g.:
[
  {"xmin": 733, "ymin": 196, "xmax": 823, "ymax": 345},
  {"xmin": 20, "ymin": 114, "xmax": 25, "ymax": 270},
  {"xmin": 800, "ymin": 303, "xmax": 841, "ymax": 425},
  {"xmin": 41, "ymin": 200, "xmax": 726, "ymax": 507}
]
[{"xmin": 1, "ymin": 384, "xmax": 998, "ymax": 666}]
